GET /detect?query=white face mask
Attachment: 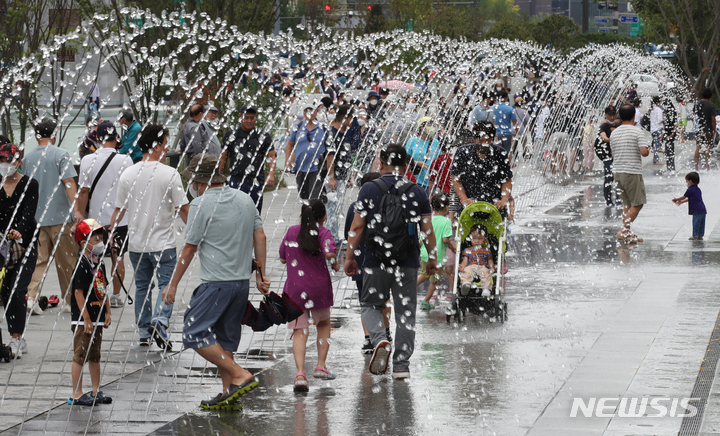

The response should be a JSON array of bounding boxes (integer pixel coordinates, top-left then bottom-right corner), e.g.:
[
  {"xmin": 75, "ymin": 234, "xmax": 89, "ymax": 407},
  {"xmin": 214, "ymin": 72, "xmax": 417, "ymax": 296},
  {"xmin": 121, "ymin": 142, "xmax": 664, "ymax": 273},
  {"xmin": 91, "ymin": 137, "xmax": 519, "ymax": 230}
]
[
  {"xmin": 406, "ymin": 102, "xmax": 416, "ymax": 111},
  {"xmin": 358, "ymin": 118, "xmax": 367, "ymax": 127},
  {"xmin": 0, "ymin": 162, "xmax": 17, "ymax": 177},
  {"xmin": 91, "ymin": 241, "xmax": 105, "ymax": 256},
  {"xmin": 369, "ymin": 99, "xmax": 378, "ymax": 107},
  {"xmin": 189, "ymin": 183, "xmax": 199, "ymax": 198}
]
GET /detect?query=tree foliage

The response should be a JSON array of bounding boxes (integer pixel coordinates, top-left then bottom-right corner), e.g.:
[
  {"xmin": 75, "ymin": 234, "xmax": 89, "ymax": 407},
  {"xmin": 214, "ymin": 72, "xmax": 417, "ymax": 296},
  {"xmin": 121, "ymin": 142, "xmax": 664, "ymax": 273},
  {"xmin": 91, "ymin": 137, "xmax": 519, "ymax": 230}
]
[{"xmin": 633, "ymin": 0, "xmax": 720, "ymax": 97}]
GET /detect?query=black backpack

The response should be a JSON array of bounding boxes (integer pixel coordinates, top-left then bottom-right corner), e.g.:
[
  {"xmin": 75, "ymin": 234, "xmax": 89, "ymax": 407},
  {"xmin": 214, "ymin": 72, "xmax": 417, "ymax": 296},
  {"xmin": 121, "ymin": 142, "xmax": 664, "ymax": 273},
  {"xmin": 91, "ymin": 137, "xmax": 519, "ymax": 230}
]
[
  {"xmin": 639, "ymin": 113, "xmax": 651, "ymax": 132},
  {"xmin": 366, "ymin": 179, "xmax": 420, "ymax": 264}
]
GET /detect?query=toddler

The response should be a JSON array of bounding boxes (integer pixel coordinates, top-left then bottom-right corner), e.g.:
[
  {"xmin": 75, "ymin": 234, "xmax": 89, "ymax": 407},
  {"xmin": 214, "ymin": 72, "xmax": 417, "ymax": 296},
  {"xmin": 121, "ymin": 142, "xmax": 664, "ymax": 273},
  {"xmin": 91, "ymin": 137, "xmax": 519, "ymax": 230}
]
[
  {"xmin": 458, "ymin": 224, "xmax": 495, "ymax": 297},
  {"xmin": 672, "ymin": 171, "xmax": 707, "ymax": 241}
]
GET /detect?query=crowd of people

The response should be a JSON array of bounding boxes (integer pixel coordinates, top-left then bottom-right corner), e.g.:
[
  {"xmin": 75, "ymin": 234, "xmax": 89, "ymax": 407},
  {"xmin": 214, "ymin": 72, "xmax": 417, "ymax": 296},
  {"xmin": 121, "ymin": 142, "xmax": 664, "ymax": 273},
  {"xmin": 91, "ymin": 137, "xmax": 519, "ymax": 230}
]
[{"xmin": 0, "ymin": 62, "xmax": 716, "ymax": 409}]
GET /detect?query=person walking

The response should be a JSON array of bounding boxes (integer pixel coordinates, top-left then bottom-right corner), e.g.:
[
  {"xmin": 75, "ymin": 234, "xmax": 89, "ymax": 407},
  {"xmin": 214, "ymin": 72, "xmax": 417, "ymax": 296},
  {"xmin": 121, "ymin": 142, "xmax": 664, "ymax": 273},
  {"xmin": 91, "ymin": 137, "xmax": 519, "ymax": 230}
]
[
  {"xmin": 693, "ymin": 89, "xmax": 717, "ymax": 170},
  {"xmin": 280, "ymin": 199, "xmax": 340, "ymax": 392},
  {"xmin": 663, "ymin": 98, "xmax": 678, "ymax": 172},
  {"xmin": 345, "ymin": 144, "xmax": 438, "ymax": 379},
  {"xmin": 597, "ymin": 106, "xmax": 621, "ymax": 206},
  {"xmin": 162, "ymin": 154, "xmax": 269, "ymax": 410},
  {"xmin": 492, "ymin": 90, "xmax": 517, "ymax": 156},
  {"xmin": 220, "ymin": 105, "xmax": 276, "ymax": 213},
  {"xmin": 610, "ymin": 104, "xmax": 650, "ymax": 244},
  {"xmin": 649, "ymin": 96, "xmax": 664, "ymax": 165},
  {"xmin": 0, "ymin": 143, "xmax": 38, "ymax": 358},
  {"xmin": 75, "ymin": 121, "xmax": 134, "ymax": 308},
  {"xmin": 117, "ymin": 111, "xmax": 142, "ymax": 163},
  {"xmin": 22, "ymin": 118, "xmax": 78, "ymax": 315},
  {"xmin": 111, "ymin": 124, "xmax": 189, "ymax": 349}
]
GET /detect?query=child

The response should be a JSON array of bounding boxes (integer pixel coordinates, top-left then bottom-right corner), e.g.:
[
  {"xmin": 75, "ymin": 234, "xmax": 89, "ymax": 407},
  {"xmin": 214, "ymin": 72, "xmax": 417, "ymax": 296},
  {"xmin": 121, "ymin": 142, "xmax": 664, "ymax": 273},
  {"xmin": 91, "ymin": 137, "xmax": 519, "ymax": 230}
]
[
  {"xmin": 418, "ymin": 193, "xmax": 456, "ymax": 310},
  {"xmin": 280, "ymin": 200, "xmax": 340, "ymax": 392},
  {"xmin": 458, "ymin": 224, "xmax": 495, "ymax": 297},
  {"xmin": 428, "ymin": 140, "xmax": 453, "ymax": 196},
  {"xmin": 672, "ymin": 171, "xmax": 707, "ymax": 241},
  {"xmin": 69, "ymin": 219, "xmax": 112, "ymax": 406}
]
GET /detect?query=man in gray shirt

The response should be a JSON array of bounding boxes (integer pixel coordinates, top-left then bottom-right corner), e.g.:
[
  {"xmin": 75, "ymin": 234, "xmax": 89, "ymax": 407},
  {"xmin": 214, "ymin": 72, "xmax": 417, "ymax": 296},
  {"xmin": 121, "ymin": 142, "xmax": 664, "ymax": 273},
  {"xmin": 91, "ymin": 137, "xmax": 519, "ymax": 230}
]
[
  {"xmin": 22, "ymin": 118, "xmax": 78, "ymax": 314},
  {"xmin": 162, "ymin": 154, "xmax": 270, "ymax": 410},
  {"xmin": 181, "ymin": 104, "xmax": 221, "ymax": 162}
]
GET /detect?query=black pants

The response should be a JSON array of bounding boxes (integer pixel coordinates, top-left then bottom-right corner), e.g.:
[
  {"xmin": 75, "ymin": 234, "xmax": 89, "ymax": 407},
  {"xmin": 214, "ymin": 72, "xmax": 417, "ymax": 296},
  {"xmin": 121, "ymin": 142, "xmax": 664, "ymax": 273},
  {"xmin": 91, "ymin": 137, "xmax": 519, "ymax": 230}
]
[
  {"xmin": 1, "ymin": 250, "xmax": 37, "ymax": 335},
  {"xmin": 296, "ymin": 171, "xmax": 323, "ymax": 200},
  {"xmin": 664, "ymin": 135, "xmax": 676, "ymax": 171},
  {"xmin": 603, "ymin": 159, "xmax": 615, "ymax": 206}
]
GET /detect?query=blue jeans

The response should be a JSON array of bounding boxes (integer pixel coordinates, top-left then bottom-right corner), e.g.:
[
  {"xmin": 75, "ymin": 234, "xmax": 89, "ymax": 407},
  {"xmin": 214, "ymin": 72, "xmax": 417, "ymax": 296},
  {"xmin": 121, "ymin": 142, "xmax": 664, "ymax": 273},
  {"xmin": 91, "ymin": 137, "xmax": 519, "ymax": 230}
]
[
  {"xmin": 129, "ymin": 248, "xmax": 177, "ymax": 338},
  {"xmin": 651, "ymin": 131, "xmax": 662, "ymax": 163},
  {"xmin": 693, "ymin": 214, "xmax": 706, "ymax": 238},
  {"xmin": 497, "ymin": 134, "xmax": 513, "ymax": 154},
  {"xmin": 228, "ymin": 178, "xmax": 264, "ymax": 213},
  {"xmin": 325, "ymin": 179, "xmax": 348, "ymax": 244}
]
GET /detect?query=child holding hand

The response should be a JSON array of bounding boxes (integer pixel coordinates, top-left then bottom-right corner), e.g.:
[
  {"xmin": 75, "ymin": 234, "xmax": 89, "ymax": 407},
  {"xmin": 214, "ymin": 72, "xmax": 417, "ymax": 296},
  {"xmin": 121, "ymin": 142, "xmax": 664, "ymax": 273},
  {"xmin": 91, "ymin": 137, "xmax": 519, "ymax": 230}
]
[{"xmin": 458, "ymin": 224, "xmax": 495, "ymax": 298}]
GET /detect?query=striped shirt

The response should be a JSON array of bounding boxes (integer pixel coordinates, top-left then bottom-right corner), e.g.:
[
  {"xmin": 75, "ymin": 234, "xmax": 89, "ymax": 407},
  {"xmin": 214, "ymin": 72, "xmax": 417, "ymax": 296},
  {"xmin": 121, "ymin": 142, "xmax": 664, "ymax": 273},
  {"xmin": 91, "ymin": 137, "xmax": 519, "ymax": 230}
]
[
  {"xmin": 463, "ymin": 246, "xmax": 492, "ymax": 267},
  {"xmin": 610, "ymin": 124, "xmax": 650, "ymax": 175}
]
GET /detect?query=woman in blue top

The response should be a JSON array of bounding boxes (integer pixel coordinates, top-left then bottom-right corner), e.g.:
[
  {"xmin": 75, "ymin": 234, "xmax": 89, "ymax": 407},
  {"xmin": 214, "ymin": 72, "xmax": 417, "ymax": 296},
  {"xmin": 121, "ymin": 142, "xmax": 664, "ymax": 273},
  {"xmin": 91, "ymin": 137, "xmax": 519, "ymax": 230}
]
[{"xmin": 404, "ymin": 117, "xmax": 440, "ymax": 192}]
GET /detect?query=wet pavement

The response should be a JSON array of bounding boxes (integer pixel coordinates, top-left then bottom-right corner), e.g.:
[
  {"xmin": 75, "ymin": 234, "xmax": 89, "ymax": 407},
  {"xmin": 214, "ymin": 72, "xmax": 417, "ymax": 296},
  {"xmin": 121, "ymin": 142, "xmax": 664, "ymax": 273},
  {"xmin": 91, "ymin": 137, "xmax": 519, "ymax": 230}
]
[{"xmin": 5, "ymin": 145, "xmax": 720, "ymax": 435}]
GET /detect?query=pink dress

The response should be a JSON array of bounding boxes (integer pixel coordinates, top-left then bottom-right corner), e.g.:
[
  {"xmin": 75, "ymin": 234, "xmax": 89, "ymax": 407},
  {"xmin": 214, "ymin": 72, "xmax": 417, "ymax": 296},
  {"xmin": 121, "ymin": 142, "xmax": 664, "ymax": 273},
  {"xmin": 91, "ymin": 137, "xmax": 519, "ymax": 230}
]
[{"xmin": 279, "ymin": 225, "xmax": 336, "ymax": 311}]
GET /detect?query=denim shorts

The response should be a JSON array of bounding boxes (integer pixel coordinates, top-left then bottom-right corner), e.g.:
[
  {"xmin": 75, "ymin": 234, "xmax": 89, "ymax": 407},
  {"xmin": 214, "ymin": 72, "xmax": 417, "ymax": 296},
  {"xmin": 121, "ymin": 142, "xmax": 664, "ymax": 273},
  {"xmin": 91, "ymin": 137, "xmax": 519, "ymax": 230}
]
[{"xmin": 182, "ymin": 280, "xmax": 249, "ymax": 352}]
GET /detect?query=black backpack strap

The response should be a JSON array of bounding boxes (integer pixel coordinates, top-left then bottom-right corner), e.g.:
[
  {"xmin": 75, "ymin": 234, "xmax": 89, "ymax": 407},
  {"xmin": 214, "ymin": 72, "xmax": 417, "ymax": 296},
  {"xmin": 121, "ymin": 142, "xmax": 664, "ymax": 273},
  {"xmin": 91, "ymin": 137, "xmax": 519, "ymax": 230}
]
[
  {"xmin": 88, "ymin": 153, "xmax": 116, "ymax": 206},
  {"xmin": 397, "ymin": 182, "xmax": 415, "ymax": 197},
  {"xmin": 372, "ymin": 178, "xmax": 391, "ymax": 195}
]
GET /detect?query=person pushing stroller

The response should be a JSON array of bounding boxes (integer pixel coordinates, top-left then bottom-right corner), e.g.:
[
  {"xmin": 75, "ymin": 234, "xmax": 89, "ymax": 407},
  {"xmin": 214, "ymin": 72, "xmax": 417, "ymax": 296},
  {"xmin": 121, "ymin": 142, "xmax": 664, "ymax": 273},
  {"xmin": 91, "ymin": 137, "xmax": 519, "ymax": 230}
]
[{"xmin": 458, "ymin": 224, "xmax": 494, "ymax": 298}]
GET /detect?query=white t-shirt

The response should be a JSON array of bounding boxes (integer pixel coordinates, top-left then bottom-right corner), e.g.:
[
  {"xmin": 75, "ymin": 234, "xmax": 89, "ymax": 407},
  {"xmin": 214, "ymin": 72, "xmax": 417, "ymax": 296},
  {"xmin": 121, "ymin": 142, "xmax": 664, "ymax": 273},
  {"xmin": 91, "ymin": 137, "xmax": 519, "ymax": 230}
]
[
  {"xmin": 79, "ymin": 148, "xmax": 133, "ymax": 226},
  {"xmin": 116, "ymin": 161, "xmax": 189, "ymax": 253},
  {"xmin": 610, "ymin": 124, "xmax": 651, "ymax": 175}
]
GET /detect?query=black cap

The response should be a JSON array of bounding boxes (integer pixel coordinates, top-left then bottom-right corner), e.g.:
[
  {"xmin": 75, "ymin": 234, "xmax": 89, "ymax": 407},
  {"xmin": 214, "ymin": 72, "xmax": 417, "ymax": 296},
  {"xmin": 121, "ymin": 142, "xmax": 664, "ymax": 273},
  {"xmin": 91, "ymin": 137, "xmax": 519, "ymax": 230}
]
[
  {"xmin": 320, "ymin": 96, "xmax": 333, "ymax": 109},
  {"xmin": 605, "ymin": 105, "xmax": 617, "ymax": 114},
  {"xmin": 240, "ymin": 104, "xmax": 257, "ymax": 114}
]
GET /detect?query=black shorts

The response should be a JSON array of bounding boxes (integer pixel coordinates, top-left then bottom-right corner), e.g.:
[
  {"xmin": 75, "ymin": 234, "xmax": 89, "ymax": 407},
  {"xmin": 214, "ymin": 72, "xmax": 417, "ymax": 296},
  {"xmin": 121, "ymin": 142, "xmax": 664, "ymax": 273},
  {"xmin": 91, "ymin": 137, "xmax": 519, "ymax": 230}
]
[{"xmin": 103, "ymin": 225, "xmax": 128, "ymax": 257}]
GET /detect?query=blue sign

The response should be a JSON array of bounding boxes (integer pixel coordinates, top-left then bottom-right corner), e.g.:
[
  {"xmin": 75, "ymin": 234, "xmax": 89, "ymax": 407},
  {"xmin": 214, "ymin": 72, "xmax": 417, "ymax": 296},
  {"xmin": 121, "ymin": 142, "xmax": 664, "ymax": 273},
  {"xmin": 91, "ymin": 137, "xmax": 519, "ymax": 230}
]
[
  {"xmin": 595, "ymin": 18, "xmax": 609, "ymax": 23},
  {"xmin": 599, "ymin": 28, "xmax": 609, "ymax": 32},
  {"xmin": 620, "ymin": 15, "xmax": 639, "ymax": 23}
]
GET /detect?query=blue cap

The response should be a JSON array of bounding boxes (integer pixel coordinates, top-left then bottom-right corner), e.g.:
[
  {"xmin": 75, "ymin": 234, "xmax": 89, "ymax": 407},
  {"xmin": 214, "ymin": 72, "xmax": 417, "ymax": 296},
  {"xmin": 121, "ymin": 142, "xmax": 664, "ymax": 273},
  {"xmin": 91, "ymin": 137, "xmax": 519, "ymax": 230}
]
[
  {"xmin": 367, "ymin": 91, "xmax": 379, "ymax": 101},
  {"xmin": 97, "ymin": 121, "xmax": 119, "ymax": 142}
]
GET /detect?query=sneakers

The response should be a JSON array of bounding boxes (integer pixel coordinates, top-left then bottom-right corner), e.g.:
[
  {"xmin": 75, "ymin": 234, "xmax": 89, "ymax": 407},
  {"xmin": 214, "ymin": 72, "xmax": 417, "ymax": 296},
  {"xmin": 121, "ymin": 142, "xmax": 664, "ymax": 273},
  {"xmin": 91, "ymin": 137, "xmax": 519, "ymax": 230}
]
[
  {"xmin": 151, "ymin": 321, "xmax": 172, "ymax": 351},
  {"xmin": 27, "ymin": 298, "xmax": 43, "ymax": 315},
  {"xmin": 63, "ymin": 305, "xmax": 71, "ymax": 313},
  {"xmin": 109, "ymin": 294, "xmax": 123, "ymax": 308},
  {"xmin": 8, "ymin": 338, "xmax": 21, "ymax": 359},
  {"xmin": 19, "ymin": 338, "xmax": 28, "ymax": 354},
  {"xmin": 361, "ymin": 337, "xmax": 374, "ymax": 354},
  {"xmin": 460, "ymin": 282, "xmax": 472, "ymax": 296},
  {"xmin": 689, "ymin": 236, "xmax": 704, "ymax": 241},
  {"xmin": 481, "ymin": 289, "xmax": 492, "ymax": 298},
  {"xmin": 369, "ymin": 340, "xmax": 392, "ymax": 375},
  {"xmin": 386, "ymin": 328, "xmax": 393, "ymax": 343},
  {"xmin": 138, "ymin": 337, "xmax": 151, "ymax": 347}
]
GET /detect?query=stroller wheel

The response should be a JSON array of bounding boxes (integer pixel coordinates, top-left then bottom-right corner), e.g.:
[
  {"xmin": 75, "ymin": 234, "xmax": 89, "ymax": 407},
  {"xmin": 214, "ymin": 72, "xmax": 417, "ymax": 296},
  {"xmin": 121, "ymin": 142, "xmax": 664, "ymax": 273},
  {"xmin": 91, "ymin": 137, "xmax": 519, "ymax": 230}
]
[
  {"xmin": 446, "ymin": 314, "xmax": 451, "ymax": 324},
  {"xmin": 38, "ymin": 296, "xmax": 49, "ymax": 311}
]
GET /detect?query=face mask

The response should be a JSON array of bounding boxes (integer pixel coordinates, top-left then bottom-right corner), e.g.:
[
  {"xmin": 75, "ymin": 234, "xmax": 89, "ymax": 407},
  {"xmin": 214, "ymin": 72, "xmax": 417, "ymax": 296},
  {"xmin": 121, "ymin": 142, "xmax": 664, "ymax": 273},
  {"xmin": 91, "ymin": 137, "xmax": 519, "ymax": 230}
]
[
  {"xmin": 406, "ymin": 102, "xmax": 417, "ymax": 111},
  {"xmin": 91, "ymin": 241, "xmax": 105, "ymax": 256},
  {"xmin": 189, "ymin": 183, "xmax": 199, "ymax": 198},
  {"xmin": 369, "ymin": 99, "xmax": 378, "ymax": 107},
  {"xmin": 496, "ymin": 87, "xmax": 502, "ymax": 92},
  {"xmin": 358, "ymin": 119, "xmax": 367, "ymax": 127},
  {"xmin": 0, "ymin": 162, "xmax": 17, "ymax": 177}
]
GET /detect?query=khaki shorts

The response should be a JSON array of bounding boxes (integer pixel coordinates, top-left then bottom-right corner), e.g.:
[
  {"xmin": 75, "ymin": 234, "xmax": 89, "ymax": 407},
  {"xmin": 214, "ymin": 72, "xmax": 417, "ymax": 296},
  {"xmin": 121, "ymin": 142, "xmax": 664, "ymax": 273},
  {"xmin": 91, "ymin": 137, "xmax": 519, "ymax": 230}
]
[
  {"xmin": 421, "ymin": 261, "xmax": 441, "ymax": 284},
  {"xmin": 72, "ymin": 325, "xmax": 103, "ymax": 364},
  {"xmin": 614, "ymin": 173, "xmax": 646, "ymax": 207}
]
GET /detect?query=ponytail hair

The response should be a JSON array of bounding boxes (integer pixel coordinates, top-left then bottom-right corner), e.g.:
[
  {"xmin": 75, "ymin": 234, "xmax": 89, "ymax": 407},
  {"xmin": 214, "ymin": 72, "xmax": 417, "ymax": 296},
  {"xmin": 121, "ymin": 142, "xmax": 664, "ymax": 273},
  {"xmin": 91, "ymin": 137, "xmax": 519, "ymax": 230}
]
[{"xmin": 297, "ymin": 199, "xmax": 326, "ymax": 255}]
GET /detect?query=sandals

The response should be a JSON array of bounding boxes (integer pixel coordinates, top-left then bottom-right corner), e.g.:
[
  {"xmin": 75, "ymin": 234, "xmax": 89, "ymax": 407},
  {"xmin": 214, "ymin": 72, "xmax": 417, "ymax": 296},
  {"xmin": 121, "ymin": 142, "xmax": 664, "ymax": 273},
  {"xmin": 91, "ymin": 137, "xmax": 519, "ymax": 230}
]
[
  {"xmin": 616, "ymin": 233, "xmax": 643, "ymax": 244},
  {"xmin": 313, "ymin": 366, "xmax": 336, "ymax": 380},
  {"xmin": 421, "ymin": 301, "xmax": 434, "ymax": 310},
  {"xmin": 294, "ymin": 373, "xmax": 309, "ymax": 392}
]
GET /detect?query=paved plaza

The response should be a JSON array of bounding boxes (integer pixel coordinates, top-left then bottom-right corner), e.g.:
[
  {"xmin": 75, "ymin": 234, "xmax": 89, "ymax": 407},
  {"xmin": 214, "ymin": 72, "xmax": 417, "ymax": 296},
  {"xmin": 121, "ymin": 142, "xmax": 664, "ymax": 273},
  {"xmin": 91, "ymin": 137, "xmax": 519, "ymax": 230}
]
[{"xmin": 3, "ymin": 144, "xmax": 720, "ymax": 435}]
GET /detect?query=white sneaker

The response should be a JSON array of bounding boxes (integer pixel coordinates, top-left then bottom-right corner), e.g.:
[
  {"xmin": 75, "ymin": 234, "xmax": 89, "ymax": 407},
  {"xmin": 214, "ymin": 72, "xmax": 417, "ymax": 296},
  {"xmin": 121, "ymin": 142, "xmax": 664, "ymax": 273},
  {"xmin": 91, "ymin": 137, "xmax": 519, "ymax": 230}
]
[
  {"xmin": 109, "ymin": 295, "xmax": 123, "ymax": 308},
  {"xmin": 481, "ymin": 289, "xmax": 492, "ymax": 298},
  {"xmin": 20, "ymin": 338, "xmax": 28, "ymax": 354},
  {"xmin": 63, "ymin": 305, "xmax": 71, "ymax": 313},
  {"xmin": 26, "ymin": 298, "xmax": 34, "ymax": 313},
  {"xmin": 8, "ymin": 338, "xmax": 21, "ymax": 359}
]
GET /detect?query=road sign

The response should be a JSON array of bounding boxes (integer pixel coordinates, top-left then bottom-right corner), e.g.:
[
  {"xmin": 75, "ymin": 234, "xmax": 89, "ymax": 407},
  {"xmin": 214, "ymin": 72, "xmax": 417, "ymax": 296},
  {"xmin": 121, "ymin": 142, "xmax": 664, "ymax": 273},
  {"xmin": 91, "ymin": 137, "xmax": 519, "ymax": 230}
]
[
  {"xmin": 599, "ymin": 28, "xmax": 609, "ymax": 32},
  {"xmin": 595, "ymin": 18, "xmax": 609, "ymax": 23},
  {"xmin": 620, "ymin": 14, "xmax": 639, "ymax": 23}
]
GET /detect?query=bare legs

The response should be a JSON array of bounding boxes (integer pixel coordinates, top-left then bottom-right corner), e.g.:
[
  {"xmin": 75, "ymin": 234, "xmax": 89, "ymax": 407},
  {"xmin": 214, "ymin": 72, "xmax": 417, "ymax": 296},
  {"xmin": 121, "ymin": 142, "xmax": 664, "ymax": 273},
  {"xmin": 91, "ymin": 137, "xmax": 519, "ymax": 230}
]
[
  {"xmin": 617, "ymin": 204, "xmax": 643, "ymax": 238},
  {"xmin": 195, "ymin": 344, "xmax": 252, "ymax": 394},
  {"xmin": 293, "ymin": 319, "xmax": 332, "ymax": 374},
  {"xmin": 71, "ymin": 361, "xmax": 100, "ymax": 399}
]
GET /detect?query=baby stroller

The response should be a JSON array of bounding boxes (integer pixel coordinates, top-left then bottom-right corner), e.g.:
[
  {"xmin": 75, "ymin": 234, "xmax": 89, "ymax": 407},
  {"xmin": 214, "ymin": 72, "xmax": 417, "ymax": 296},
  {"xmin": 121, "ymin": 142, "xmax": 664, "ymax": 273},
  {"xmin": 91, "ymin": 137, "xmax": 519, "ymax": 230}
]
[{"xmin": 447, "ymin": 202, "xmax": 508, "ymax": 323}]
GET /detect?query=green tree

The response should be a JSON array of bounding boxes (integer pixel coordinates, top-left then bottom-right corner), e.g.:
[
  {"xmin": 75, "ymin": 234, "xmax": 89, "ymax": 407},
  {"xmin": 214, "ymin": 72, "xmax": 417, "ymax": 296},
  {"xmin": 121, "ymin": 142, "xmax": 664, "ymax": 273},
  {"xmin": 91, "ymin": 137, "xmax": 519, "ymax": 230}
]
[
  {"xmin": 364, "ymin": 3, "xmax": 386, "ymax": 33},
  {"xmin": 633, "ymin": 0, "xmax": 720, "ymax": 96},
  {"xmin": 532, "ymin": 14, "xmax": 579, "ymax": 49}
]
